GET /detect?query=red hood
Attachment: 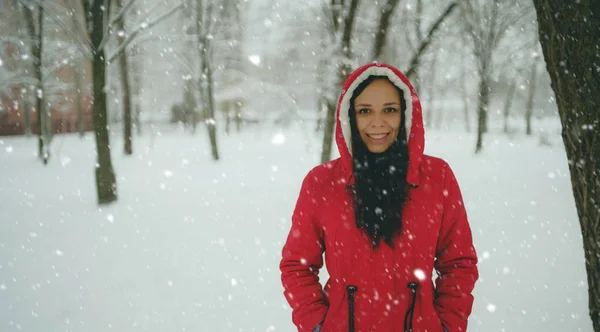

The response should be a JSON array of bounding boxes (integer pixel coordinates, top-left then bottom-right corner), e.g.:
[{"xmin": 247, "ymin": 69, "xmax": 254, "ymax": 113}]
[{"xmin": 334, "ymin": 62, "xmax": 425, "ymax": 186}]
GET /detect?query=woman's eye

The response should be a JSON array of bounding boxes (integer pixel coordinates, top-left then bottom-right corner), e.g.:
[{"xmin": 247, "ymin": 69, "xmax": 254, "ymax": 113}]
[
  {"xmin": 358, "ymin": 109, "xmax": 370, "ymax": 114},
  {"xmin": 385, "ymin": 107, "xmax": 398, "ymax": 113}
]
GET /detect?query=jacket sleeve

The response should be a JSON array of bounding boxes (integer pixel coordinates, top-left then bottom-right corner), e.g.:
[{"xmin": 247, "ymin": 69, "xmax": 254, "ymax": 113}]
[
  {"xmin": 280, "ymin": 170, "xmax": 328, "ymax": 332},
  {"xmin": 434, "ymin": 163, "xmax": 479, "ymax": 332}
]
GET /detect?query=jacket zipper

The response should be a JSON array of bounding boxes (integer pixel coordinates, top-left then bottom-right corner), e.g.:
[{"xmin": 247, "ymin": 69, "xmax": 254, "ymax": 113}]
[
  {"xmin": 346, "ymin": 285, "xmax": 358, "ymax": 332},
  {"xmin": 403, "ymin": 281, "xmax": 419, "ymax": 332}
]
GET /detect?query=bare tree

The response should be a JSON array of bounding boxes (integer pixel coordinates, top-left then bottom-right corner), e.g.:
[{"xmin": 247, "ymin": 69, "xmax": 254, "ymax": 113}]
[
  {"xmin": 196, "ymin": 0, "xmax": 221, "ymax": 160},
  {"xmin": 81, "ymin": 0, "xmax": 118, "ymax": 204},
  {"xmin": 533, "ymin": 4, "xmax": 600, "ymax": 330},
  {"xmin": 502, "ymin": 78, "xmax": 516, "ymax": 133},
  {"xmin": 460, "ymin": 0, "xmax": 533, "ymax": 153},
  {"xmin": 220, "ymin": 0, "xmax": 244, "ymax": 135}
]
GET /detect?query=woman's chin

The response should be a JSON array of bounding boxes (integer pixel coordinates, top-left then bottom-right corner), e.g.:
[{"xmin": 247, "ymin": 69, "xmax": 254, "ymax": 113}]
[{"xmin": 366, "ymin": 144, "xmax": 392, "ymax": 153}]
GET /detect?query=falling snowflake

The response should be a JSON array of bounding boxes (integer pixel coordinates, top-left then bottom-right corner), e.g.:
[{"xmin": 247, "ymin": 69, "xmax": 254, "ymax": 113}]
[
  {"xmin": 249, "ymin": 55, "xmax": 261, "ymax": 66},
  {"xmin": 413, "ymin": 269, "xmax": 426, "ymax": 281},
  {"xmin": 487, "ymin": 304, "xmax": 497, "ymax": 312},
  {"xmin": 271, "ymin": 133, "xmax": 285, "ymax": 145}
]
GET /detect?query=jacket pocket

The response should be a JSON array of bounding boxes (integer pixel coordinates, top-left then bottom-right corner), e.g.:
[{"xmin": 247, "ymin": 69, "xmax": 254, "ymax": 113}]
[{"xmin": 417, "ymin": 284, "xmax": 445, "ymax": 332}]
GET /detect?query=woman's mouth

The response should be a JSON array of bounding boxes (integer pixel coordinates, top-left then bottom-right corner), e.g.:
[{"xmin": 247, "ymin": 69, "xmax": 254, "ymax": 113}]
[{"xmin": 366, "ymin": 133, "xmax": 389, "ymax": 141}]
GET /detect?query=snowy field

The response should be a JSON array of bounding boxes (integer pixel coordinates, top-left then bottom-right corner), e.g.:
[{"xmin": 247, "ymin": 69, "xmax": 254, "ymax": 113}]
[{"xmin": 0, "ymin": 117, "xmax": 594, "ymax": 332}]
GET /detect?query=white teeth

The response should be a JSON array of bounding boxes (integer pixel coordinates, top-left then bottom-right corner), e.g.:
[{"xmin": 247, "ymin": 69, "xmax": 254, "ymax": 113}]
[{"xmin": 368, "ymin": 134, "xmax": 387, "ymax": 139}]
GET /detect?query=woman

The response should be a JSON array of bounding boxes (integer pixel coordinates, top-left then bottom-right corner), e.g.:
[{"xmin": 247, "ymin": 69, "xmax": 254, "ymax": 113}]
[{"xmin": 280, "ymin": 62, "xmax": 478, "ymax": 332}]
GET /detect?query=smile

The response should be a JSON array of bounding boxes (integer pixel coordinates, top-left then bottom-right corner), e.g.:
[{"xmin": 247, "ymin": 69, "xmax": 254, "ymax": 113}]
[{"xmin": 366, "ymin": 133, "xmax": 389, "ymax": 140}]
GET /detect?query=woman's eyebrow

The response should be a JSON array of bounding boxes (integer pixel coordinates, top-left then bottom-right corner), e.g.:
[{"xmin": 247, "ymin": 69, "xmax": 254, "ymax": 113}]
[{"xmin": 355, "ymin": 102, "xmax": 400, "ymax": 107}]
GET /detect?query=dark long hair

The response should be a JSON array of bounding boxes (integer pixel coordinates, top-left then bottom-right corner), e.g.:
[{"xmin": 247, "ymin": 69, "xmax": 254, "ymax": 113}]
[{"xmin": 348, "ymin": 75, "xmax": 410, "ymax": 248}]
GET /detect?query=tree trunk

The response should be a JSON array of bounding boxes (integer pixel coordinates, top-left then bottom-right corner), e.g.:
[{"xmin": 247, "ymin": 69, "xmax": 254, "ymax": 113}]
[
  {"xmin": 135, "ymin": 104, "xmax": 141, "ymax": 135},
  {"xmin": 67, "ymin": 0, "xmax": 86, "ymax": 138},
  {"xmin": 320, "ymin": 98, "xmax": 337, "ymax": 163},
  {"xmin": 461, "ymin": 54, "xmax": 471, "ymax": 133},
  {"xmin": 201, "ymin": 43, "xmax": 219, "ymax": 161},
  {"xmin": 90, "ymin": 0, "xmax": 118, "ymax": 204},
  {"xmin": 412, "ymin": 0, "xmax": 423, "ymax": 94},
  {"xmin": 525, "ymin": 61, "xmax": 537, "ymax": 136},
  {"xmin": 23, "ymin": 5, "xmax": 45, "ymax": 160},
  {"xmin": 72, "ymin": 65, "xmax": 85, "ymax": 137},
  {"xmin": 117, "ymin": 0, "xmax": 133, "ymax": 155},
  {"xmin": 503, "ymin": 79, "xmax": 517, "ymax": 134},
  {"xmin": 533, "ymin": 2, "xmax": 600, "ymax": 331},
  {"xmin": 235, "ymin": 101, "xmax": 242, "ymax": 132},
  {"xmin": 320, "ymin": 0, "xmax": 360, "ymax": 164},
  {"xmin": 371, "ymin": 0, "xmax": 400, "ymax": 60},
  {"xmin": 185, "ymin": 79, "xmax": 198, "ymax": 133},
  {"xmin": 224, "ymin": 101, "xmax": 231, "ymax": 135},
  {"xmin": 475, "ymin": 71, "xmax": 490, "ymax": 153}
]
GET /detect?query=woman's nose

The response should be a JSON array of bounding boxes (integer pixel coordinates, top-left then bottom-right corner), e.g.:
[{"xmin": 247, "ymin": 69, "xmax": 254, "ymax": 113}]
[{"xmin": 371, "ymin": 112, "xmax": 386, "ymax": 126}]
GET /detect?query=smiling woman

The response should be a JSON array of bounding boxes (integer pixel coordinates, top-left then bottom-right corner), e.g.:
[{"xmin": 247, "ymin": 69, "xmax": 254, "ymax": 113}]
[
  {"xmin": 280, "ymin": 62, "xmax": 478, "ymax": 332},
  {"xmin": 352, "ymin": 77, "xmax": 403, "ymax": 153}
]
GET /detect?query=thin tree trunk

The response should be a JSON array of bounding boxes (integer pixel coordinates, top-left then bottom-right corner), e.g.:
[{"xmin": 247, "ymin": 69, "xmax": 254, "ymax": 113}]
[
  {"xmin": 461, "ymin": 55, "xmax": 471, "ymax": 133},
  {"xmin": 503, "ymin": 79, "xmax": 517, "ymax": 133},
  {"xmin": 371, "ymin": 0, "xmax": 400, "ymax": 60},
  {"xmin": 224, "ymin": 101, "xmax": 231, "ymax": 135},
  {"xmin": 116, "ymin": 0, "xmax": 133, "ymax": 155},
  {"xmin": 321, "ymin": 0, "xmax": 360, "ymax": 164},
  {"xmin": 185, "ymin": 79, "xmax": 197, "ymax": 132},
  {"xmin": 23, "ymin": 5, "xmax": 44, "ymax": 159},
  {"xmin": 72, "ymin": 65, "xmax": 85, "ymax": 137},
  {"xmin": 89, "ymin": 0, "xmax": 118, "ymax": 204},
  {"xmin": 235, "ymin": 101, "xmax": 242, "ymax": 132},
  {"xmin": 525, "ymin": 62, "xmax": 537, "ymax": 136},
  {"xmin": 475, "ymin": 69, "xmax": 490, "ymax": 153},
  {"xmin": 135, "ymin": 104, "xmax": 141, "ymax": 135},
  {"xmin": 412, "ymin": 0, "xmax": 423, "ymax": 94},
  {"xmin": 67, "ymin": 0, "xmax": 86, "ymax": 137},
  {"xmin": 533, "ymin": 3, "xmax": 600, "ymax": 330},
  {"xmin": 201, "ymin": 46, "xmax": 219, "ymax": 160}
]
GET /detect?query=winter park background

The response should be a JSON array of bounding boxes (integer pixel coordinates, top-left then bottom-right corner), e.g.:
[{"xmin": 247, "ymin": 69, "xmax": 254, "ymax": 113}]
[{"xmin": 0, "ymin": 1, "xmax": 595, "ymax": 332}]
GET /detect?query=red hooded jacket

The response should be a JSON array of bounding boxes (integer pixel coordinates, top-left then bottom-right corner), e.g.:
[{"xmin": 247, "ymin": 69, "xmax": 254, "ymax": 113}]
[{"xmin": 280, "ymin": 63, "xmax": 478, "ymax": 332}]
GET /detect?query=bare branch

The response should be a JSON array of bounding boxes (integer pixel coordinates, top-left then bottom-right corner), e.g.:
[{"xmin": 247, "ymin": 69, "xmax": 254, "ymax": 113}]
[
  {"xmin": 372, "ymin": 0, "xmax": 400, "ymax": 60},
  {"xmin": 109, "ymin": 0, "xmax": 135, "ymax": 27},
  {"xmin": 405, "ymin": 2, "xmax": 458, "ymax": 79},
  {"xmin": 22, "ymin": 0, "xmax": 93, "ymax": 54},
  {"xmin": 107, "ymin": 2, "xmax": 183, "ymax": 63},
  {"xmin": 97, "ymin": 0, "xmax": 137, "ymax": 51}
]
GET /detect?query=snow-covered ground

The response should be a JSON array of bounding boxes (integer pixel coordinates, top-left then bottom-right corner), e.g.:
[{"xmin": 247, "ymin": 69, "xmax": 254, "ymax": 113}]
[{"xmin": 0, "ymin": 117, "xmax": 594, "ymax": 332}]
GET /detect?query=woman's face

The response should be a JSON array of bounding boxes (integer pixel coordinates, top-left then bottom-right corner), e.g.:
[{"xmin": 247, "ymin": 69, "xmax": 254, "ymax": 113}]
[{"xmin": 353, "ymin": 79, "xmax": 402, "ymax": 153}]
